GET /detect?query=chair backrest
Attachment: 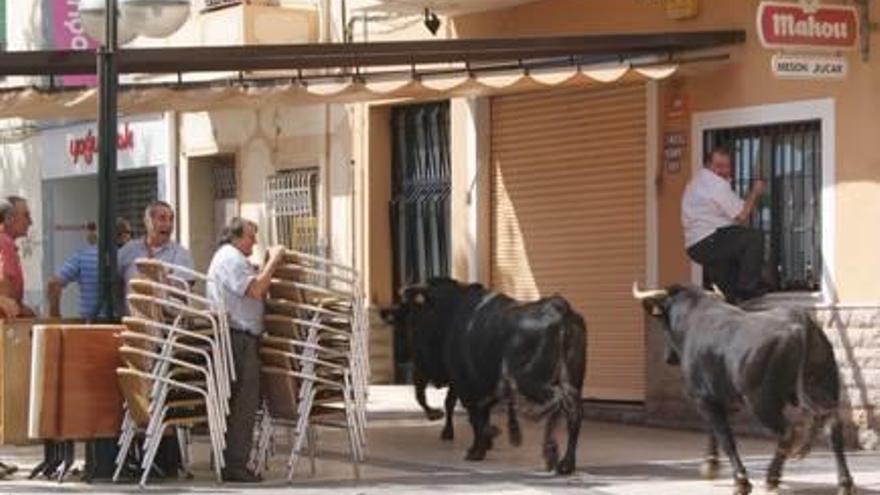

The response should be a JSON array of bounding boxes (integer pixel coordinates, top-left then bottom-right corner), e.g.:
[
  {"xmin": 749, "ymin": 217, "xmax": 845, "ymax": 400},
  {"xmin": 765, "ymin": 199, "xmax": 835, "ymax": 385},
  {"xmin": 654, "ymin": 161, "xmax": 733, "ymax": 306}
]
[
  {"xmin": 127, "ymin": 293, "xmax": 212, "ymax": 327},
  {"xmin": 117, "ymin": 344, "xmax": 163, "ymax": 428},
  {"xmin": 134, "ymin": 259, "xmax": 167, "ymax": 283},
  {"xmin": 116, "ymin": 367, "xmax": 153, "ymax": 428},
  {"xmin": 259, "ymin": 343, "xmax": 303, "ymax": 421},
  {"xmin": 127, "ymin": 287, "xmax": 168, "ymax": 322},
  {"xmin": 263, "ymin": 314, "xmax": 301, "ymax": 340},
  {"xmin": 260, "ymin": 366, "xmax": 299, "ymax": 421},
  {"xmin": 128, "ymin": 277, "xmax": 162, "ymax": 296}
]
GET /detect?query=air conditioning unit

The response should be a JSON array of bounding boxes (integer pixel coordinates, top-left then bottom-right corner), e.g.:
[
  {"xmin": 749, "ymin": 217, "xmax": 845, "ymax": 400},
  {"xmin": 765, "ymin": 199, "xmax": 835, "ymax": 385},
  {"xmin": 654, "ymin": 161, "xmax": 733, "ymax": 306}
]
[{"xmin": 199, "ymin": 2, "xmax": 318, "ymax": 46}]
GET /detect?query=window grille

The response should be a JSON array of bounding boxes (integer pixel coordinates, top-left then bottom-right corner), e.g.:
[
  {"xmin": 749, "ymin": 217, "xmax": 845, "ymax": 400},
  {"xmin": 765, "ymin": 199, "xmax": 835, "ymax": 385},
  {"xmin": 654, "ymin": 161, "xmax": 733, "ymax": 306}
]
[
  {"xmin": 265, "ymin": 167, "xmax": 322, "ymax": 255},
  {"xmin": 118, "ymin": 168, "xmax": 158, "ymax": 239},
  {"xmin": 212, "ymin": 162, "xmax": 237, "ymax": 199},
  {"xmin": 704, "ymin": 120, "xmax": 821, "ymax": 291}
]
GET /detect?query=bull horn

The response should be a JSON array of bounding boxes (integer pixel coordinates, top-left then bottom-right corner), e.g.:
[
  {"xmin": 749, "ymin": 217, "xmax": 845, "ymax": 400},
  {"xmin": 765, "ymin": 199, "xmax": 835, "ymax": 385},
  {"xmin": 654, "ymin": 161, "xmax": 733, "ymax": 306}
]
[
  {"xmin": 709, "ymin": 284, "xmax": 725, "ymax": 300},
  {"xmin": 632, "ymin": 282, "xmax": 668, "ymax": 300}
]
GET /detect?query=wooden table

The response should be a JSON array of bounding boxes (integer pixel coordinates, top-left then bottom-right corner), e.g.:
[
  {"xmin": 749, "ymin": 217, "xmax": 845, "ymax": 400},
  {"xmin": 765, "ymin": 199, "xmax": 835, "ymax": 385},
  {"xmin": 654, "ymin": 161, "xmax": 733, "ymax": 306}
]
[
  {"xmin": 29, "ymin": 324, "xmax": 125, "ymax": 441},
  {"xmin": 0, "ymin": 319, "xmax": 127, "ymax": 446},
  {"xmin": 0, "ymin": 319, "xmax": 81, "ymax": 445}
]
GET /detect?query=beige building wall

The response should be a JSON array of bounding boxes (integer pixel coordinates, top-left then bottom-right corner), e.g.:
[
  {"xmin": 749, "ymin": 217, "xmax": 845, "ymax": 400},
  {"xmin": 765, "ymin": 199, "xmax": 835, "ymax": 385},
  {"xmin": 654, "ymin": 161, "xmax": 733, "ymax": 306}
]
[
  {"xmin": 454, "ymin": 0, "xmax": 880, "ymax": 303},
  {"xmin": 177, "ymin": 104, "xmax": 351, "ymax": 267},
  {"xmin": 447, "ymin": 0, "xmax": 879, "ymax": 445}
]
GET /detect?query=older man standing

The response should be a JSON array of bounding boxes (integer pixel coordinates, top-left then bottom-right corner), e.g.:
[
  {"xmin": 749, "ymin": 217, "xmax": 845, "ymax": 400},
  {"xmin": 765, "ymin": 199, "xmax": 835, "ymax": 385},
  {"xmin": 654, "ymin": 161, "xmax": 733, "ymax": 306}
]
[
  {"xmin": 118, "ymin": 201, "xmax": 193, "ymax": 309},
  {"xmin": 0, "ymin": 196, "xmax": 35, "ymax": 318},
  {"xmin": 0, "ymin": 195, "xmax": 36, "ymax": 479},
  {"xmin": 0, "ymin": 199, "xmax": 21, "ymax": 320},
  {"xmin": 207, "ymin": 217, "xmax": 284, "ymax": 482}
]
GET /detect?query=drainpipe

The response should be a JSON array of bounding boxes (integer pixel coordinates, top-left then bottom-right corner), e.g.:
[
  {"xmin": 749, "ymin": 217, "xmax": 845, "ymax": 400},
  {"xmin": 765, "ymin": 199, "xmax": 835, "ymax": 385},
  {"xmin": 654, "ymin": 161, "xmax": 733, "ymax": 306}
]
[{"xmin": 320, "ymin": 0, "xmax": 332, "ymax": 257}]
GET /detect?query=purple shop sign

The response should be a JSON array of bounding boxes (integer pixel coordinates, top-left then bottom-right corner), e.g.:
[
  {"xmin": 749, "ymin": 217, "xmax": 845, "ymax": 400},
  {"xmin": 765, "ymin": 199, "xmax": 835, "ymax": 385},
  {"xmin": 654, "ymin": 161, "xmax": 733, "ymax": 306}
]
[{"xmin": 51, "ymin": 0, "xmax": 97, "ymax": 86}]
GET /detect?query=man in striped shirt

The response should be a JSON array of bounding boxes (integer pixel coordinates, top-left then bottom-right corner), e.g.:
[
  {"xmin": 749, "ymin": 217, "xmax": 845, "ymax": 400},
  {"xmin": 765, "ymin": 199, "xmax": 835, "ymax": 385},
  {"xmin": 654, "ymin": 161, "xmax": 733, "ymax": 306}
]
[{"xmin": 48, "ymin": 218, "xmax": 131, "ymax": 319}]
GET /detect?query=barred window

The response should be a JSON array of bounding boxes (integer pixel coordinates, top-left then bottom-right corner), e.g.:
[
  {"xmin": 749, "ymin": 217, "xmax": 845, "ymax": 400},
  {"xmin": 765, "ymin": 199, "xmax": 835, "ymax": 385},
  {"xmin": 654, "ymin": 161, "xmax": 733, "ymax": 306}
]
[
  {"xmin": 212, "ymin": 162, "xmax": 237, "ymax": 199},
  {"xmin": 704, "ymin": 120, "xmax": 821, "ymax": 292},
  {"xmin": 118, "ymin": 168, "xmax": 158, "ymax": 239},
  {"xmin": 265, "ymin": 168, "xmax": 321, "ymax": 255}
]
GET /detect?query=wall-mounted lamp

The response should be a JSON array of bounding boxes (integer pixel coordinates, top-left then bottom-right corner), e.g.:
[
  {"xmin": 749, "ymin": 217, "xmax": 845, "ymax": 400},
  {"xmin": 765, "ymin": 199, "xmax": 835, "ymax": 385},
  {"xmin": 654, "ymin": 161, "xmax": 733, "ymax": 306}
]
[{"xmin": 424, "ymin": 8, "xmax": 440, "ymax": 35}]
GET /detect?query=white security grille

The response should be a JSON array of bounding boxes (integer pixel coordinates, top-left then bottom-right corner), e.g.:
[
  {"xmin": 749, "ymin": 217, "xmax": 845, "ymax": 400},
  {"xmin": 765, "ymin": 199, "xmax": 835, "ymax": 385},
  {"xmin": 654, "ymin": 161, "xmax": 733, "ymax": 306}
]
[{"xmin": 265, "ymin": 168, "xmax": 323, "ymax": 255}]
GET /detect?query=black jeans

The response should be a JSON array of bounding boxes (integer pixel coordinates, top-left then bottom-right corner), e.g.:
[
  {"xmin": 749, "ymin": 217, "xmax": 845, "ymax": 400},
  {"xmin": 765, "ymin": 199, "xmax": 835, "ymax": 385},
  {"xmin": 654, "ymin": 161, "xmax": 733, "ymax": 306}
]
[
  {"xmin": 686, "ymin": 225, "xmax": 764, "ymax": 300},
  {"xmin": 224, "ymin": 331, "xmax": 261, "ymax": 472}
]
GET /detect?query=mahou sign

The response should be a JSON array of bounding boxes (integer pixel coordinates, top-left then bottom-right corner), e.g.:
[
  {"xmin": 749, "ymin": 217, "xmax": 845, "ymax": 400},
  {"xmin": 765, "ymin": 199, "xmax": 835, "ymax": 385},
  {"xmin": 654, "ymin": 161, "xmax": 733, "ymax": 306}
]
[{"xmin": 757, "ymin": 1, "xmax": 859, "ymax": 51}]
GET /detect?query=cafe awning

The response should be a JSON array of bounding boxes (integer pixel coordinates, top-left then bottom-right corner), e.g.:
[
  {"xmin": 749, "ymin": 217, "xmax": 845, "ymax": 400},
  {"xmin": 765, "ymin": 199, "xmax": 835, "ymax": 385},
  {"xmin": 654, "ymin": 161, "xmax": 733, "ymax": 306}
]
[{"xmin": 0, "ymin": 30, "xmax": 744, "ymax": 120}]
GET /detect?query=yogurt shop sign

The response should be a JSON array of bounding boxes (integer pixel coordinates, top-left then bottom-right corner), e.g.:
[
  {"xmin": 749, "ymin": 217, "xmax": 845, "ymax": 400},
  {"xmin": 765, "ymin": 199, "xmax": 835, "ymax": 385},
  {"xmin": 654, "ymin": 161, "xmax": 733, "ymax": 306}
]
[{"xmin": 757, "ymin": 1, "xmax": 859, "ymax": 51}]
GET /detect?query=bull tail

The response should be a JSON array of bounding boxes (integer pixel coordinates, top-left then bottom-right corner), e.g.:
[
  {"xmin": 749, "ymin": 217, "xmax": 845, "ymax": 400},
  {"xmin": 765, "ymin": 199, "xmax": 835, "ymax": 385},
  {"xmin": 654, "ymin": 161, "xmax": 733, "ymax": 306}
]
[
  {"xmin": 560, "ymin": 304, "xmax": 587, "ymax": 397},
  {"xmin": 791, "ymin": 313, "xmax": 840, "ymax": 457},
  {"xmin": 509, "ymin": 297, "xmax": 586, "ymax": 420},
  {"xmin": 795, "ymin": 313, "xmax": 839, "ymax": 411},
  {"xmin": 550, "ymin": 297, "xmax": 587, "ymax": 419}
]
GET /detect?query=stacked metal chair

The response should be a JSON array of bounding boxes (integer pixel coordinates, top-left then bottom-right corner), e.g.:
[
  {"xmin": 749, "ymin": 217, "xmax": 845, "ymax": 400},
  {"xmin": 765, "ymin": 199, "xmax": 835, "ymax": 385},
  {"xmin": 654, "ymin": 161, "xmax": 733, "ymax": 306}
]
[
  {"xmin": 253, "ymin": 249, "xmax": 369, "ymax": 481},
  {"xmin": 113, "ymin": 259, "xmax": 234, "ymax": 487}
]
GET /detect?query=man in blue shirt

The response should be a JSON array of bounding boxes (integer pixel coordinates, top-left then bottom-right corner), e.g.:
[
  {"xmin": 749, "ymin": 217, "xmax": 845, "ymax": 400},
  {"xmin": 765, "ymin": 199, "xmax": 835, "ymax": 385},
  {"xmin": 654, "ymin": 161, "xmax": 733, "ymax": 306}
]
[{"xmin": 48, "ymin": 218, "xmax": 131, "ymax": 318}]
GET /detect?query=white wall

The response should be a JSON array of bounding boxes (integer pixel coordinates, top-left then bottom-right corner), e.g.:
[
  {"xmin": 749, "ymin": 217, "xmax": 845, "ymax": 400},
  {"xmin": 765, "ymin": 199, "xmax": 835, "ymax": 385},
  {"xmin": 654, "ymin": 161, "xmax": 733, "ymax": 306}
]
[{"xmin": 178, "ymin": 103, "xmax": 351, "ymax": 263}]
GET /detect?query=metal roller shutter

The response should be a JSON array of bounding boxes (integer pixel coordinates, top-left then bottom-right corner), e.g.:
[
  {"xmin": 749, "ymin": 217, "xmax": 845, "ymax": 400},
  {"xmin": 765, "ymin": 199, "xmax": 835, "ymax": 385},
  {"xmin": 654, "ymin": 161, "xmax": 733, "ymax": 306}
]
[{"xmin": 490, "ymin": 83, "xmax": 647, "ymax": 401}]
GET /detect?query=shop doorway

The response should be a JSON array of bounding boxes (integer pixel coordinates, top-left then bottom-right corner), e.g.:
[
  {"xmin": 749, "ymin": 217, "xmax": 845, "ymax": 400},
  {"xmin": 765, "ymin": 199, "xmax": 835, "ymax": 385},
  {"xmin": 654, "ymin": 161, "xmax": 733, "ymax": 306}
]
[
  {"xmin": 388, "ymin": 101, "xmax": 451, "ymax": 383},
  {"xmin": 186, "ymin": 154, "xmax": 238, "ymax": 272}
]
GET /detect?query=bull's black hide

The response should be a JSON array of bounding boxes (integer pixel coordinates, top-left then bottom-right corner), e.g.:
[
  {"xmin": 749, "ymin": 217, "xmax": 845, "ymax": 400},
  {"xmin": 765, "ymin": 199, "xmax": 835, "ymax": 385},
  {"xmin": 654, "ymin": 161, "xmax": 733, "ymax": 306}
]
[
  {"xmin": 634, "ymin": 283, "xmax": 854, "ymax": 495},
  {"xmin": 383, "ymin": 278, "xmax": 586, "ymax": 474}
]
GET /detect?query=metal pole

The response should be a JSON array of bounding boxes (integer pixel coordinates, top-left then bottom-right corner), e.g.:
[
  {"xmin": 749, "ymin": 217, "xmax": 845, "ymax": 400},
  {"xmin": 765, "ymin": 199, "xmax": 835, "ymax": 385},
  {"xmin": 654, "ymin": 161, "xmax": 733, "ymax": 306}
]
[{"xmin": 96, "ymin": 0, "xmax": 118, "ymax": 321}]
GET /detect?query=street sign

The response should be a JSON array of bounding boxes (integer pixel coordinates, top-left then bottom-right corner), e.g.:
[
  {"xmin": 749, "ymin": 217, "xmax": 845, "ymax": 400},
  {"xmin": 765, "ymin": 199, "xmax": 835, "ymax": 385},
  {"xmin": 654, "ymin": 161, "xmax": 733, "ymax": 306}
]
[
  {"xmin": 757, "ymin": 1, "xmax": 859, "ymax": 51},
  {"xmin": 771, "ymin": 54, "xmax": 848, "ymax": 79}
]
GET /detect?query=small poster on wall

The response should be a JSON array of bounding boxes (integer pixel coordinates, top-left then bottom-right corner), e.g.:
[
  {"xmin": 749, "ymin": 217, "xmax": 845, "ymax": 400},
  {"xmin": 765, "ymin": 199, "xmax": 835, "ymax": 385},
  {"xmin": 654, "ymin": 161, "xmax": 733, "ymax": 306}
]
[{"xmin": 663, "ymin": 132, "xmax": 688, "ymax": 174}]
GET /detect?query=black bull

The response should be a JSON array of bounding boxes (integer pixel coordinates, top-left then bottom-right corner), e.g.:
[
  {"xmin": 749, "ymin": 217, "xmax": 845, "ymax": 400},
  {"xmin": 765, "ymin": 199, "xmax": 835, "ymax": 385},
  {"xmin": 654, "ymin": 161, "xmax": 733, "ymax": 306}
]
[
  {"xmin": 382, "ymin": 278, "xmax": 587, "ymax": 474},
  {"xmin": 634, "ymin": 283, "xmax": 854, "ymax": 495}
]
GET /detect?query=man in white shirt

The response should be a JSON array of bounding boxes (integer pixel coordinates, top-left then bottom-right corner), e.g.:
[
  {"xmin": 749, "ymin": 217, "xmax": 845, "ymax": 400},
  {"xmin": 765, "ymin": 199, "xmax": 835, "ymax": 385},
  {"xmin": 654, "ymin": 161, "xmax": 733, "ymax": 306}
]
[
  {"xmin": 681, "ymin": 147, "xmax": 766, "ymax": 302},
  {"xmin": 207, "ymin": 217, "xmax": 284, "ymax": 482}
]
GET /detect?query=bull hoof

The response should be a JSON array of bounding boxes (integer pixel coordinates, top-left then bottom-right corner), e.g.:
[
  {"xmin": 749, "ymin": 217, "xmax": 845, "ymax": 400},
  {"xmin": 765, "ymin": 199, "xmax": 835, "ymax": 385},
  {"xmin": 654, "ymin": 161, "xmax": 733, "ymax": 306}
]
[
  {"xmin": 733, "ymin": 479, "xmax": 752, "ymax": 495},
  {"xmin": 465, "ymin": 448, "xmax": 486, "ymax": 461},
  {"xmin": 426, "ymin": 409, "xmax": 444, "ymax": 421},
  {"xmin": 543, "ymin": 443, "xmax": 559, "ymax": 472},
  {"xmin": 555, "ymin": 457, "xmax": 575, "ymax": 476},
  {"xmin": 509, "ymin": 427, "xmax": 523, "ymax": 447},
  {"xmin": 700, "ymin": 458, "xmax": 720, "ymax": 480},
  {"xmin": 837, "ymin": 483, "xmax": 856, "ymax": 495},
  {"xmin": 764, "ymin": 480, "xmax": 779, "ymax": 495},
  {"xmin": 440, "ymin": 427, "xmax": 454, "ymax": 441}
]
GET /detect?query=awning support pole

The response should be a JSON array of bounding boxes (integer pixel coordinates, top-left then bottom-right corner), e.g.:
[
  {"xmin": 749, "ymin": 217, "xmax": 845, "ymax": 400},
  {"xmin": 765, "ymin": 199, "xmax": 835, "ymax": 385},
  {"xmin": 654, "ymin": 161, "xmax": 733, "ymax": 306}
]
[{"xmin": 96, "ymin": 0, "xmax": 119, "ymax": 321}]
